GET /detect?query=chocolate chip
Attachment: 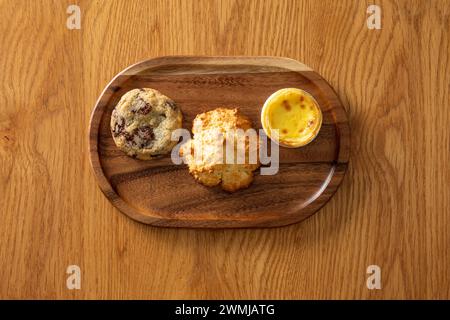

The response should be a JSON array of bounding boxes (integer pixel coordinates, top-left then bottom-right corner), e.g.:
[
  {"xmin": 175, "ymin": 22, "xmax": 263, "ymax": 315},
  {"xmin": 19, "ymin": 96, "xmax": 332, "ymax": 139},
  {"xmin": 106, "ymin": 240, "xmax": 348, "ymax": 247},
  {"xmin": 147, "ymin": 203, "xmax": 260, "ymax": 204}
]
[
  {"xmin": 124, "ymin": 131, "xmax": 135, "ymax": 142},
  {"xmin": 123, "ymin": 126, "xmax": 154, "ymax": 148},
  {"xmin": 139, "ymin": 103, "xmax": 152, "ymax": 115},
  {"xmin": 113, "ymin": 116, "xmax": 125, "ymax": 137},
  {"xmin": 131, "ymin": 98, "xmax": 152, "ymax": 114},
  {"xmin": 166, "ymin": 100, "xmax": 177, "ymax": 110},
  {"xmin": 137, "ymin": 125, "xmax": 154, "ymax": 141}
]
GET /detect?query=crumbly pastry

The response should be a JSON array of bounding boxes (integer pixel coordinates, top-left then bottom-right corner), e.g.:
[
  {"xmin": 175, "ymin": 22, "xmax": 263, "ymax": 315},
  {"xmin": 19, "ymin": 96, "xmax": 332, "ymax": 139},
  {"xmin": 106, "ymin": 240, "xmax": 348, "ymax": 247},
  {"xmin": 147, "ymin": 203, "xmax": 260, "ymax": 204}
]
[
  {"xmin": 180, "ymin": 108, "xmax": 260, "ymax": 192},
  {"xmin": 110, "ymin": 88, "xmax": 182, "ymax": 159}
]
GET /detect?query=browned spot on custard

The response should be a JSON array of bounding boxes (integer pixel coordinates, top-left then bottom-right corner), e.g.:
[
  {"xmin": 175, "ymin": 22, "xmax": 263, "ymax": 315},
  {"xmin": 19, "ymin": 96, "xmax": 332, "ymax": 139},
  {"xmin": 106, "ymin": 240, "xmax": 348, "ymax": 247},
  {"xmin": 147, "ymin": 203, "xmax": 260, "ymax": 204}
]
[
  {"xmin": 299, "ymin": 96, "xmax": 304, "ymax": 102},
  {"xmin": 299, "ymin": 128, "xmax": 304, "ymax": 133},
  {"xmin": 281, "ymin": 129, "xmax": 288, "ymax": 134},
  {"xmin": 300, "ymin": 104, "xmax": 305, "ymax": 109},
  {"xmin": 282, "ymin": 100, "xmax": 291, "ymax": 111},
  {"xmin": 308, "ymin": 120, "xmax": 315, "ymax": 127}
]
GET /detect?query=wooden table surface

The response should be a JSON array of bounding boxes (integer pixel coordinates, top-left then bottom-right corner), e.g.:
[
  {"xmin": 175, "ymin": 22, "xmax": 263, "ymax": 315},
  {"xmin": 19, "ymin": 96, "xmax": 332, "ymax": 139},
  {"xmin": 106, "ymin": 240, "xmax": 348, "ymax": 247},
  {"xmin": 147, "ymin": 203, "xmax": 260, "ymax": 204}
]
[{"xmin": 1, "ymin": 0, "xmax": 449, "ymax": 299}]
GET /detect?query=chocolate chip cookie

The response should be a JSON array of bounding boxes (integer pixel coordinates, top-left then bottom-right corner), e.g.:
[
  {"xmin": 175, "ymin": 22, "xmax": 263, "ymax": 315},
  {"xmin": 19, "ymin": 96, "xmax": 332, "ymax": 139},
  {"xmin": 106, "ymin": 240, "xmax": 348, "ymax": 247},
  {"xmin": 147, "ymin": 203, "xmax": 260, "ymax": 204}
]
[{"xmin": 111, "ymin": 88, "xmax": 182, "ymax": 159}]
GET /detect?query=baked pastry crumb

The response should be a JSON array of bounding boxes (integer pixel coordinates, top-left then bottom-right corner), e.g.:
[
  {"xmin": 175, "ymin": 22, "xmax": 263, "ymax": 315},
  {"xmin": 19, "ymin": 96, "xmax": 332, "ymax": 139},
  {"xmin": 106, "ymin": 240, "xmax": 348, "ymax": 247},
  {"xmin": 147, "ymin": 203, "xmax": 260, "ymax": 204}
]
[{"xmin": 180, "ymin": 108, "xmax": 260, "ymax": 192}]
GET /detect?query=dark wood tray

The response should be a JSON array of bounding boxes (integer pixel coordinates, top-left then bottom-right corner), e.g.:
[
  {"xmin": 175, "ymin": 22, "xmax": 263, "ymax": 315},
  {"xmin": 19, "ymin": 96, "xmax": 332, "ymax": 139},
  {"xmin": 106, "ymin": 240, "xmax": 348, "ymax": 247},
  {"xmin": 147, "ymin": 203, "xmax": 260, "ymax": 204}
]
[{"xmin": 89, "ymin": 56, "xmax": 350, "ymax": 228}]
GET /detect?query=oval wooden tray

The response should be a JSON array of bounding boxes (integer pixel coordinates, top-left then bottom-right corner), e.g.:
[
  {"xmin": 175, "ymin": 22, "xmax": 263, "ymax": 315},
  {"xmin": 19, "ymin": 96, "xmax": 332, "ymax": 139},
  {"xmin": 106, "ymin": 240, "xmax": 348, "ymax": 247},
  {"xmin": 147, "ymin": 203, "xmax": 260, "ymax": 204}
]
[{"xmin": 89, "ymin": 56, "xmax": 350, "ymax": 228}]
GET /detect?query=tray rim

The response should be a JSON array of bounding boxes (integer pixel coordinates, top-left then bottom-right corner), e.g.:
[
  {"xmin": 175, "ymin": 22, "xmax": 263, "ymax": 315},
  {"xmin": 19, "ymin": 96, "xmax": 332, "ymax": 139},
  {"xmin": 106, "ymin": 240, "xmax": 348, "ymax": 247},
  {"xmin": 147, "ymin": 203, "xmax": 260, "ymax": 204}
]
[{"xmin": 88, "ymin": 55, "xmax": 350, "ymax": 228}]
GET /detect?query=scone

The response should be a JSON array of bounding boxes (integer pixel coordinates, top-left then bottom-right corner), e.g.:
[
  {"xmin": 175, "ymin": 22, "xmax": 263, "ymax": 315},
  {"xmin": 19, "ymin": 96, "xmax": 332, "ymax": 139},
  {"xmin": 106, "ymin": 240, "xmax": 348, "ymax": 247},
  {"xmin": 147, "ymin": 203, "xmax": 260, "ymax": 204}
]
[
  {"xmin": 111, "ymin": 88, "xmax": 182, "ymax": 159},
  {"xmin": 180, "ymin": 108, "xmax": 260, "ymax": 192}
]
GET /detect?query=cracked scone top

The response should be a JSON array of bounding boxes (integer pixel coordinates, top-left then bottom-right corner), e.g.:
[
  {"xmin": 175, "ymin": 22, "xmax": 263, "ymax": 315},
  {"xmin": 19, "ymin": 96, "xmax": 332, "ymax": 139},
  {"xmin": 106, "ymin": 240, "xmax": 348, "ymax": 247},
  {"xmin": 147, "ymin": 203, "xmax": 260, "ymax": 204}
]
[
  {"xmin": 180, "ymin": 108, "xmax": 260, "ymax": 192},
  {"xmin": 110, "ymin": 88, "xmax": 182, "ymax": 159}
]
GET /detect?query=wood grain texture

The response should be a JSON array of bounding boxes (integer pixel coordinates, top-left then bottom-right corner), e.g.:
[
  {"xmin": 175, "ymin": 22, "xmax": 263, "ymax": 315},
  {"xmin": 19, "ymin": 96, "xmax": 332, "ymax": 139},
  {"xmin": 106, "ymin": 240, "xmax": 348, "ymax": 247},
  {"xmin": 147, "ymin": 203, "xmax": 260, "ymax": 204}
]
[
  {"xmin": 0, "ymin": 0, "xmax": 449, "ymax": 299},
  {"xmin": 89, "ymin": 56, "xmax": 349, "ymax": 228}
]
